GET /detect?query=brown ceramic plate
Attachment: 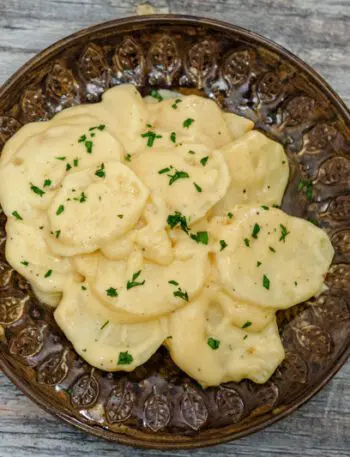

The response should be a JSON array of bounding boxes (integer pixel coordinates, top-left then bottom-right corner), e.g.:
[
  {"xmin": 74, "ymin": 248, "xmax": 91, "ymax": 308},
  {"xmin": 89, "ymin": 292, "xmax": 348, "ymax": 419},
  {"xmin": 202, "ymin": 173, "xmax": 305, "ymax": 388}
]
[{"xmin": 0, "ymin": 15, "xmax": 349, "ymax": 450}]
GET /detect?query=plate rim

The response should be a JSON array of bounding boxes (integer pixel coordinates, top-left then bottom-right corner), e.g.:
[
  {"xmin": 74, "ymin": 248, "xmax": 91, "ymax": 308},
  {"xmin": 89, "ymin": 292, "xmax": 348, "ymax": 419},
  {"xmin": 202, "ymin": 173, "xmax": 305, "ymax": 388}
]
[{"xmin": 0, "ymin": 13, "xmax": 349, "ymax": 449}]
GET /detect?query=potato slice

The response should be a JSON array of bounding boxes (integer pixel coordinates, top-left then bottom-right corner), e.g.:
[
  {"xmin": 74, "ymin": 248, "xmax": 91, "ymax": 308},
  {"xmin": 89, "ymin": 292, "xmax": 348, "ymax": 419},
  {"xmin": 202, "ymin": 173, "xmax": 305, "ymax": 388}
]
[
  {"xmin": 213, "ymin": 131, "xmax": 289, "ymax": 215},
  {"xmin": 168, "ymin": 293, "xmax": 284, "ymax": 387},
  {"xmin": 212, "ymin": 205, "xmax": 334, "ymax": 308},
  {"xmin": 55, "ymin": 280, "xmax": 168, "ymax": 371},
  {"xmin": 46, "ymin": 161, "xmax": 148, "ymax": 256}
]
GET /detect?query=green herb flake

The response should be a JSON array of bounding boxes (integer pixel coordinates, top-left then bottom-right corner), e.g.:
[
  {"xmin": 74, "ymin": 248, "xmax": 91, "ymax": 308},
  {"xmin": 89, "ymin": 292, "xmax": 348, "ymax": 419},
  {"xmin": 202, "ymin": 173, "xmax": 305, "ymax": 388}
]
[
  {"xmin": 183, "ymin": 118, "xmax": 195, "ymax": 128},
  {"xmin": 188, "ymin": 150, "xmax": 195, "ymax": 155},
  {"xmin": 244, "ymin": 238, "xmax": 250, "ymax": 247},
  {"xmin": 261, "ymin": 205, "xmax": 269, "ymax": 210},
  {"xmin": 158, "ymin": 167, "xmax": 171, "ymax": 175},
  {"xmin": 242, "ymin": 321, "xmax": 252, "ymax": 329},
  {"xmin": 66, "ymin": 162, "xmax": 72, "ymax": 172},
  {"xmin": 243, "ymin": 335, "xmax": 248, "ymax": 340},
  {"xmin": 55, "ymin": 156, "xmax": 66, "ymax": 161},
  {"xmin": 168, "ymin": 169, "xmax": 190, "ymax": 186},
  {"xmin": 100, "ymin": 320, "xmax": 109, "ymax": 330},
  {"xmin": 141, "ymin": 130, "xmax": 163, "ymax": 147},
  {"xmin": 190, "ymin": 231, "xmax": 209, "ymax": 245},
  {"xmin": 193, "ymin": 182, "xmax": 202, "ymax": 193},
  {"xmin": 297, "ymin": 179, "xmax": 313, "ymax": 201},
  {"xmin": 78, "ymin": 134, "xmax": 87, "ymax": 143},
  {"xmin": 21, "ymin": 260, "xmax": 29, "ymax": 267},
  {"xmin": 127, "ymin": 270, "xmax": 145, "ymax": 290},
  {"xmin": 124, "ymin": 153, "xmax": 132, "ymax": 162},
  {"xmin": 170, "ymin": 132, "xmax": 176, "ymax": 143},
  {"xmin": 85, "ymin": 140, "xmax": 93, "ymax": 154},
  {"xmin": 117, "ymin": 214, "xmax": 124, "ymax": 219},
  {"xmin": 150, "ymin": 89, "xmax": 163, "ymax": 102},
  {"xmin": 308, "ymin": 218, "xmax": 319, "ymax": 226},
  {"xmin": 106, "ymin": 287, "xmax": 118, "ymax": 297},
  {"xmin": 207, "ymin": 337, "xmax": 220, "ymax": 350},
  {"xmin": 117, "ymin": 351, "xmax": 133, "ymax": 365},
  {"xmin": 30, "ymin": 184, "xmax": 45, "ymax": 197},
  {"xmin": 172, "ymin": 99, "xmax": 182, "ymax": 109},
  {"xmin": 12, "ymin": 210, "xmax": 23, "ymax": 220},
  {"xmin": 95, "ymin": 163, "xmax": 105, "ymax": 178},
  {"xmin": 81, "ymin": 285, "xmax": 87, "ymax": 291},
  {"xmin": 168, "ymin": 280, "xmax": 179, "ymax": 286},
  {"xmin": 257, "ymin": 261, "xmax": 262, "ymax": 267},
  {"xmin": 73, "ymin": 158, "xmax": 79, "ymax": 167},
  {"xmin": 251, "ymin": 223, "xmax": 261, "ymax": 239},
  {"xmin": 79, "ymin": 192, "xmax": 87, "ymax": 203},
  {"xmin": 269, "ymin": 246, "xmax": 276, "ymax": 253},
  {"xmin": 55, "ymin": 230, "xmax": 61, "ymax": 239},
  {"xmin": 43, "ymin": 179, "xmax": 52, "ymax": 188},
  {"xmin": 279, "ymin": 224, "xmax": 290, "ymax": 243},
  {"xmin": 294, "ymin": 281, "xmax": 298, "ymax": 286},
  {"xmin": 227, "ymin": 212, "xmax": 233, "ymax": 219},
  {"xmin": 200, "ymin": 156, "xmax": 209, "ymax": 167},
  {"xmin": 219, "ymin": 240, "xmax": 228, "ymax": 251},
  {"xmin": 89, "ymin": 124, "xmax": 106, "ymax": 131},
  {"xmin": 56, "ymin": 205, "xmax": 64, "ymax": 216},
  {"xmin": 167, "ymin": 211, "xmax": 189, "ymax": 233},
  {"xmin": 173, "ymin": 287, "xmax": 189, "ymax": 302},
  {"xmin": 44, "ymin": 269, "xmax": 52, "ymax": 278},
  {"xmin": 263, "ymin": 274, "xmax": 270, "ymax": 290}
]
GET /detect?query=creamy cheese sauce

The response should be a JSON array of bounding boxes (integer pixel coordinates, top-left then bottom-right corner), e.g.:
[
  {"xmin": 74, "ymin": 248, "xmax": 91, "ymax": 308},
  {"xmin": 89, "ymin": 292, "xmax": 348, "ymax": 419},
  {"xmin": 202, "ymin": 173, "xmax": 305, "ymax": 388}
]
[{"xmin": 0, "ymin": 84, "xmax": 334, "ymax": 386}]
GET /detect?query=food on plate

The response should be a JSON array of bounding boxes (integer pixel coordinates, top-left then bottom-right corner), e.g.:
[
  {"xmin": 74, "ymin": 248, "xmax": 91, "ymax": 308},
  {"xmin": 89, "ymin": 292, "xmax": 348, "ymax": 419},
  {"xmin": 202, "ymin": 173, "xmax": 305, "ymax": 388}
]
[{"xmin": 0, "ymin": 84, "xmax": 334, "ymax": 387}]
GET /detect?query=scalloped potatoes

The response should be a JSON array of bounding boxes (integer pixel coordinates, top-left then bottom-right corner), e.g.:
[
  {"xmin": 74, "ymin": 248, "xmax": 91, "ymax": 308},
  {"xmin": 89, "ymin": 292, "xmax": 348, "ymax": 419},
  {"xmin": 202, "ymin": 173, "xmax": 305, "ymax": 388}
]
[{"xmin": 0, "ymin": 85, "xmax": 334, "ymax": 387}]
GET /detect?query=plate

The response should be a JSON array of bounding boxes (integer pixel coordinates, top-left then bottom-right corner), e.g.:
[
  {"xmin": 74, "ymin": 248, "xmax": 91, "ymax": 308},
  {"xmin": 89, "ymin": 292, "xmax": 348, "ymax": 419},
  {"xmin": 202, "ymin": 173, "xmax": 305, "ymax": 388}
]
[{"xmin": 0, "ymin": 15, "xmax": 349, "ymax": 449}]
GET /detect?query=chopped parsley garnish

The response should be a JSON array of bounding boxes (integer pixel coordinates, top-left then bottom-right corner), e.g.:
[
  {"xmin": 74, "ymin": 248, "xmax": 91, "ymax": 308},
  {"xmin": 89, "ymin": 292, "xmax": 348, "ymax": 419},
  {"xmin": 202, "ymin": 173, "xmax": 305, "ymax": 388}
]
[
  {"xmin": 257, "ymin": 261, "xmax": 262, "ymax": 267},
  {"xmin": 56, "ymin": 205, "xmax": 64, "ymax": 215},
  {"xmin": 193, "ymin": 182, "xmax": 202, "ymax": 192},
  {"xmin": 95, "ymin": 163, "xmax": 105, "ymax": 178},
  {"xmin": 242, "ymin": 321, "xmax": 252, "ymax": 329},
  {"xmin": 190, "ymin": 231, "xmax": 209, "ymax": 245},
  {"xmin": 170, "ymin": 132, "xmax": 176, "ymax": 143},
  {"xmin": 219, "ymin": 240, "xmax": 228, "ymax": 251},
  {"xmin": 207, "ymin": 337, "xmax": 220, "ymax": 350},
  {"xmin": 85, "ymin": 140, "xmax": 93, "ymax": 153},
  {"xmin": 55, "ymin": 156, "xmax": 66, "ymax": 161},
  {"xmin": 141, "ymin": 130, "xmax": 162, "ymax": 147},
  {"xmin": 173, "ymin": 286, "xmax": 189, "ymax": 302},
  {"xmin": 168, "ymin": 280, "xmax": 179, "ymax": 286},
  {"xmin": 81, "ymin": 285, "xmax": 87, "ymax": 291},
  {"xmin": 124, "ymin": 153, "xmax": 132, "ymax": 162},
  {"xmin": 117, "ymin": 214, "xmax": 124, "ymax": 219},
  {"xmin": 263, "ymin": 275, "xmax": 270, "ymax": 290},
  {"xmin": 183, "ymin": 118, "xmax": 195, "ymax": 128},
  {"xmin": 158, "ymin": 167, "xmax": 171, "ymax": 175},
  {"xmin": 79, "ymin": 192, "xmax": 87, "ymax": 203},
  {"xmin": 100, "ymin": 320, "xmax": 109, "ymax": 330},
  {"xmin": 308, "ymin": 218, "xmax": 319, "ymax": 226},
  {"xmin": 297, "ymin": 179, "xmax": 313, "ymax": 201},
  {"xmin": 21, "ymin": 260, "xmax": 29, "ymax": 267},
  {"xmin": 172, "ymin": 99, "xmax": 182, "ymax": 109},
  {"xmin": 150, "ymin": 89, "xmax": 163, "ymax": 102},
  {"xmin": 127, "ymin": 270, "xmax": 145, "ymax": 290},
  {"xmin": 12, "ymin": 210, "xmax": 23, "ymax": 220},
  {"xmin": 30, "ymin": 184, "xmax": 45, "ymax": 197},
  {"xmin": 227, "ymin": 212, "xmax": 233, "ymax": 219},
  {"xmin": 44, "ymin": 269, "xmax": 52, "ymax": 278},
  {"xmin": 244, "ymin": 238, "xmax": 250, "ymax": 247},
  {"xmin": 106, "ymin": 287, "xmax": 118, "ymax": 297},
  {"xmin": 89, "ymin": 124, "xmax": 105, "ymax": 131},
  {"xmin": 167, "ymin": 169, "xmax": 190, "ymax": 185},
  {"xmin": 66, "ymin": 163, "xmax": 72, "ymax": 171},
  {"xmin": 279, "ymin": 224, "xmax": 290, "ymax": 242},
  {"xmin": 78, "ymin": 134, "xmax": 87, "ymax": 143},
  {"xmin": 43, "ymin": 179, "xmax": 52, "ymax": 187},
  {"xmin": 73, "ymin": 158, "xmax": 79, "ymax": 167},
  {"xmin": 117, "ymin": 351, "xmax": 133, "ymax": 365},
  {"xmin": 188, "ymin": 150, "xmax": 195, "ymax": 155},
  {"xmin": 243, "ymin": 335, "xmax": 248, "ymax": 340},
  {"xmin": 55, "ymin": 230, "xmax": 61, "ymax": 239},
  {"xmin": 167, "ymin": 211, "xmax": 189, "ymax": 233},
  {"xmin": 294, "ymin": 281, "xmax": 298, "ymax": 286},
  {"xmin": 251, "ymin": 223, "xmax": 261, "ymax": 239},
  {"xmin": 200, "ymin": 156, "xmax": 209, "ymax": 166},
  {"xmin": 261, "ymin": 205, "xmax": 269, "ymax": 210},
  {"xmin": 269, "ymin": 246, "xmax": 276, "ymax": 253}
]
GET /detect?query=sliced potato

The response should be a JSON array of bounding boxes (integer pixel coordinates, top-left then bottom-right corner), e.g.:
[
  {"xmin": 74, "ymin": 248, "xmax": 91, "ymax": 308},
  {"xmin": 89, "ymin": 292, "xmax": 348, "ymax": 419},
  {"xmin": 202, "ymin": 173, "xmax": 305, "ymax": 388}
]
[{"xmin": 212, "ymin": 205, "xmax": 334, "ymax": 308}]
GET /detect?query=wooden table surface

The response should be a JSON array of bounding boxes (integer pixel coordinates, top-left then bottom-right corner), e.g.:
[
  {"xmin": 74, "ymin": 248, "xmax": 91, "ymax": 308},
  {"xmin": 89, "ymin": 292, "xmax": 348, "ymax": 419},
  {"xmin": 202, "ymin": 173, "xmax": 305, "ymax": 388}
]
[{"xmin": 0, "ymin": 1, "xmax": 349, "ymax": 456}]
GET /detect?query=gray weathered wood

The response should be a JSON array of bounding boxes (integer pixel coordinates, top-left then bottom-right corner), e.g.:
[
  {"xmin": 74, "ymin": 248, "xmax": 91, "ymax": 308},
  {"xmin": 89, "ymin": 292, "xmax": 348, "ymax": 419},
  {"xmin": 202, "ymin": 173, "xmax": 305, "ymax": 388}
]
[{"xmin": 0, "ymin": 0, "xmax": 349, "ymax": 456}]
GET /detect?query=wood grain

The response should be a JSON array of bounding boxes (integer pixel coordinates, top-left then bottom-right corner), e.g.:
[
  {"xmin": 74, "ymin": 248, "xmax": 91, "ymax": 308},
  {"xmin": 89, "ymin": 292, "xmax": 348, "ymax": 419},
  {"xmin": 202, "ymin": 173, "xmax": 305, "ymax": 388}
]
[{"xmin": 0, "ymin": 1, "xmax": 349, "ymax": 455}]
